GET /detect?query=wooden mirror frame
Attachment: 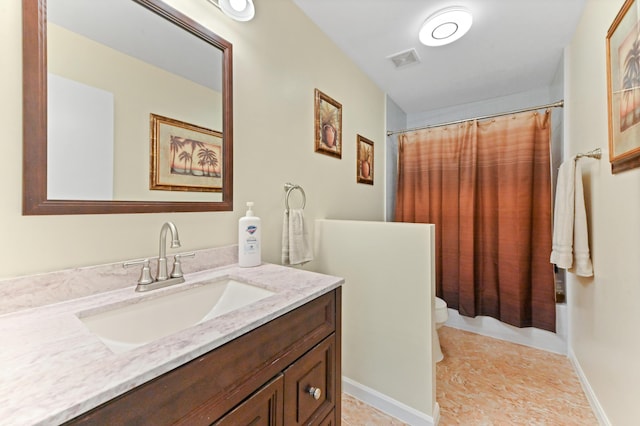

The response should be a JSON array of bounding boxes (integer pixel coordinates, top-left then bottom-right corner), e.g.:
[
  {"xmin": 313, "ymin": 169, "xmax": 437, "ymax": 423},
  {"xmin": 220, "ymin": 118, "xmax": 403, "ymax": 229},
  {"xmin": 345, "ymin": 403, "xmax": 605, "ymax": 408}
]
[{"xmin": 22, "ymin": 0, "xmax": 233, "ymax": 214}]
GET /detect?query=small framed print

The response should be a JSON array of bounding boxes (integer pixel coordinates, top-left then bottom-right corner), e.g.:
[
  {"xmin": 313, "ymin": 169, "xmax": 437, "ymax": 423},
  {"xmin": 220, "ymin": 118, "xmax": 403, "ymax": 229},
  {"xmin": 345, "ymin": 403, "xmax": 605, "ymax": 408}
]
[
  {"xmin": 314, "ymin": 89, "xmax": 342, "ymax": 158},
  {"xmin": 150, "ymin": 114, "xmax": 223, "ymax": 192},
  {"xmin": 607, "ymin": 0, "xmax": 640, "ymax": 173},
  {"xmin": 357, "ymin": 134, "xmax": 374, "ymax": 185}
]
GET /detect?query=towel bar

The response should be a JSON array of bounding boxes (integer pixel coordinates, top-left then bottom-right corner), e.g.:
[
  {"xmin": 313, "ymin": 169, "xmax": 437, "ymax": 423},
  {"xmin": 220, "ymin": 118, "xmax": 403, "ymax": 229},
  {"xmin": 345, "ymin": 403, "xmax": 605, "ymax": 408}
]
[
  {"xmin": 284, "ymin": 183, "xmax": 306, "ymax": 211},
  {"xmin": 576, "ymin": 147, "xmax": 602, "ymax": 160}
]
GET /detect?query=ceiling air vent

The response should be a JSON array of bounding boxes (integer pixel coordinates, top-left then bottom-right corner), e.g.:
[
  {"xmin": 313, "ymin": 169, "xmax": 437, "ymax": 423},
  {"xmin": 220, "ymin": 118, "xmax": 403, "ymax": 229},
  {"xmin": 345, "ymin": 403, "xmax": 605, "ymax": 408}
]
[{"xmin": 388, "ymin": 48, "xmax": 420, "ymax": 68}]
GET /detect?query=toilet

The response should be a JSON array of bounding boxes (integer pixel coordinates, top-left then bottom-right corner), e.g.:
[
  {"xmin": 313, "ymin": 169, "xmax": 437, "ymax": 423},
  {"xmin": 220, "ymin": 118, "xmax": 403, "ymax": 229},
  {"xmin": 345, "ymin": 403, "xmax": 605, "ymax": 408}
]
[{"xmin": 433, "ymin": 297, "xmax": 449, "ymax": 362}]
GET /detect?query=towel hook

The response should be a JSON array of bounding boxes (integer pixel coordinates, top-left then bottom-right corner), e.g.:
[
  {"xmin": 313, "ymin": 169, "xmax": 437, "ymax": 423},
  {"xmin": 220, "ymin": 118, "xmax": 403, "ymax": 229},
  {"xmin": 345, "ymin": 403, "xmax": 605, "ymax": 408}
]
[{"xmin": 284, "ymin": 182, "xmax": 306, "ymax": 211}]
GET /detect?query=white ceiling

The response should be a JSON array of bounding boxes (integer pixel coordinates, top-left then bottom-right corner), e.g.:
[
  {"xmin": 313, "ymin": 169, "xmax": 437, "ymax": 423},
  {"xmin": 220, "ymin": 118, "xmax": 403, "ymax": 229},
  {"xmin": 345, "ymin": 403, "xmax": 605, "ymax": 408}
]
[{"xmin": 293, "ymin": 0, "xmax": 587, "ymax": 115}]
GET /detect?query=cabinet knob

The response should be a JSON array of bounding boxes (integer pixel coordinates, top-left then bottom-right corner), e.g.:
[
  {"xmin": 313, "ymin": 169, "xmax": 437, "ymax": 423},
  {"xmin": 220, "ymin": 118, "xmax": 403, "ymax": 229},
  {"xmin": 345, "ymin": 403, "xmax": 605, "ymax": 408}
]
[{"xmin": 307, "ymin": 386, "xmax": 322, "ymax": 400}]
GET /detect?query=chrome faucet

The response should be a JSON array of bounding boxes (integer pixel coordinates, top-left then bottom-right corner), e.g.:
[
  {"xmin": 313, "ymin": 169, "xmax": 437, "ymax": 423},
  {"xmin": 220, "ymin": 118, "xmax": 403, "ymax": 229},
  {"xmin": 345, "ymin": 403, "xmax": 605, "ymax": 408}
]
[
  {"xmin": 124, "ymin": 221, "xmax": 195, "ymax": 292},
  {"xmin": 157, "ymin": 221, "xmax": 181, "ymax": 281}
]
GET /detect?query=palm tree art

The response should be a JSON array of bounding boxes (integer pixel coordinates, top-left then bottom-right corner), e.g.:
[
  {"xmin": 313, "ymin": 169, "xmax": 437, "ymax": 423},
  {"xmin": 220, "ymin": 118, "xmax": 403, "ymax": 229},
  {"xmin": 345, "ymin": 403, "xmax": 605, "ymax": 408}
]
[
  {"xmin": 197, "ymin": 148, "xmax": 219, "ymax": 177},
  {"xmin": 166, "ymin": 134, "xmax": 221, "ymax": 178},
  {"xmin": 169, "ymin": 136, "xmax": 186, "ymax": 173},
  {"xmin": 186, "ymin": 139, "xmax": 206, "ymax": 175},
  {"xmin": 178, "ymin": 150, "xmax": 192, "ymax": 174},
  {"xmin": 622, "ymin": 37, "xmax": 640, "ymax": 131}
]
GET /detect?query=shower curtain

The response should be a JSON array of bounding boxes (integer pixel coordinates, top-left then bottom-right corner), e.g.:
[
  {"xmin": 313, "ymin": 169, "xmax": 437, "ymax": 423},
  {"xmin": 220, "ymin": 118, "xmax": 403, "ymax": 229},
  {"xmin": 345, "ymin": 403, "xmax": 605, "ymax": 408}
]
[{"xmin": 395, "ymin": 110, "xmax": 555, "ymax": 332}]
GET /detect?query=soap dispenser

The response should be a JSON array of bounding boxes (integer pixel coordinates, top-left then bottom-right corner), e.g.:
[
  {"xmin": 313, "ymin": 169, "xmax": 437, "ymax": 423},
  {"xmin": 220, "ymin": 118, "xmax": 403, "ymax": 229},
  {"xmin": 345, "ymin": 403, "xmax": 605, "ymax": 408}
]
[{"xmin": 238, "ymin": 201, "xmax": 261, "ymax": 267}]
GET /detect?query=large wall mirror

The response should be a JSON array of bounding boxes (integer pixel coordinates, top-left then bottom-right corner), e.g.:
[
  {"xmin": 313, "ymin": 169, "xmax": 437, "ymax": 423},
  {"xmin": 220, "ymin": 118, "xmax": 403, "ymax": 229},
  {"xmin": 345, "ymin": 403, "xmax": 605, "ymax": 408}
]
[{"xmin": 23, "ymin": 0, "xmax": 233, "ymax": 214}]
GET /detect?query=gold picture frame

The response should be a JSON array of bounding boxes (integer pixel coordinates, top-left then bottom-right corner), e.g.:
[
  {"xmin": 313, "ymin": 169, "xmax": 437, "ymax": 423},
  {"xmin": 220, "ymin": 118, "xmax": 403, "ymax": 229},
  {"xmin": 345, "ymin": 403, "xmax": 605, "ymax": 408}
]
[
  {"xmin": 314, "ymin": 89, "xmax": 342, "ymax": 158},
  {"xmin": 607, "ymin": 0, "xmax": 640, "ymax": 173},
  {"xmin": 356, "ymin": 134, "xmax": 374, "ymax": 185},
  {"xmin": 150, "ymin": 114, "xmax": 223, "ymax": 192}
]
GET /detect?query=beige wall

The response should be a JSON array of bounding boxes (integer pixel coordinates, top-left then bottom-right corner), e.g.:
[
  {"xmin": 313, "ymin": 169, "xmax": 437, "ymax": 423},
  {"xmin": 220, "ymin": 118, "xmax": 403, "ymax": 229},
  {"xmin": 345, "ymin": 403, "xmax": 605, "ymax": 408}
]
[
  {"xmin": 313, "ymin": 220, "xmax": 436, "ymax": 423},
  {"xmin": 565, "ymin": 0, "xmax": 640, "ymax": 423},
  {"xmin": 2, "ymin": 0, "xmax": 385, "ymax": 278}
]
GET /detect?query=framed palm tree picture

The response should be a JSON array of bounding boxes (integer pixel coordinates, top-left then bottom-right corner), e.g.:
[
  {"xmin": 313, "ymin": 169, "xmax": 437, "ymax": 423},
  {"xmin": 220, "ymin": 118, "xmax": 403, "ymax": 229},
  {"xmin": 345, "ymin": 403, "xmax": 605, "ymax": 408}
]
[
  {"xmin": 150, "ymin": 114, "xmax": 223, "ymax": 192},
  {"xmin": 607, "ymin": 0, "xmax": 640, "ymax": 173}
]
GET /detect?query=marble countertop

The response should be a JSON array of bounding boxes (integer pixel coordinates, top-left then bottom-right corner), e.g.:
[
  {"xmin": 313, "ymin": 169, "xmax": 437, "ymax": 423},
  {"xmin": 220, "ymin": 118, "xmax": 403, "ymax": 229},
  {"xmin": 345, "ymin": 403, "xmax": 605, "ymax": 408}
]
[{"xmin": 0, "ymin": 263, "xmax": 343, "ymax": 425}]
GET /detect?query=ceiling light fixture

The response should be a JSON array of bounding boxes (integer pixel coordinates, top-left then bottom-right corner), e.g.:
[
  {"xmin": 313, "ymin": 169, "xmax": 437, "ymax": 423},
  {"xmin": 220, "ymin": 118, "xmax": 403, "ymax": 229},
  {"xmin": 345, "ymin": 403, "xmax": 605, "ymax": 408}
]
[
  {"xmin": 208, "ymin": 0, "xmax": 255, "ymax": 22},
  {"xmin": 419, "ymin": 6, "xmax": 472, "ymax": 47}
]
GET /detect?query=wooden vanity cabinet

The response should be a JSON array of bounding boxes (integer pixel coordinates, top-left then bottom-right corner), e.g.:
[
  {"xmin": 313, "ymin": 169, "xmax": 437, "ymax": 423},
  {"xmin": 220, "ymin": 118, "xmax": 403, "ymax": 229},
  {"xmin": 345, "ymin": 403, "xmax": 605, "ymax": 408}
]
[{"xmin": 66, "ymin": 288, "xmax": 341, "ymax": 426}]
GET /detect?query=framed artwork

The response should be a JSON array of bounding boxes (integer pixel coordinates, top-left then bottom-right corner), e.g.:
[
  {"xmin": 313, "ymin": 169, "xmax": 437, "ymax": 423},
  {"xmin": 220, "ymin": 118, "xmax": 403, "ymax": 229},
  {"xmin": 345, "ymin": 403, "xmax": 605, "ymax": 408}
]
[
  {"xmin": 356, "ymin": 134, "xmax": 374, "ymax": 185},
  {"xmin": 607, "ymin": 0, "xmax": 640, "ymax": 173},
  {"xmin": 314, "ymin": 89, "xmax": 342, "ymax": 158},
  {"xmin": 150, "ymin": 114, "xmax": 223, "ymax": 192}
]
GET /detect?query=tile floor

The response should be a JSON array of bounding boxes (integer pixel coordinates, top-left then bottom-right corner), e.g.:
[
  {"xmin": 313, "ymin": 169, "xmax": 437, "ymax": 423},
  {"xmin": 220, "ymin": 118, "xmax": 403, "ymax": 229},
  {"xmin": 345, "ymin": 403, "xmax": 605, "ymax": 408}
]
[
  {"xmin": 341, "ymin": 326, "xmax": 598, "ymax": 425},
  {"xmin": 342, "ymin": 393, "xmax": 407, "ymax": 426}
]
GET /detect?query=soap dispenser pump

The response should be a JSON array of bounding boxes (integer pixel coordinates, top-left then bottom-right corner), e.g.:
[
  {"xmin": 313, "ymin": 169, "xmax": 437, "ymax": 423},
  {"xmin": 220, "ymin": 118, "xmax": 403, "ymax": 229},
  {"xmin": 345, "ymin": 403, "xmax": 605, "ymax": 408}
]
[{"xmin": 238, "ymin": 201, "xmax": 261, "ymax": 267}]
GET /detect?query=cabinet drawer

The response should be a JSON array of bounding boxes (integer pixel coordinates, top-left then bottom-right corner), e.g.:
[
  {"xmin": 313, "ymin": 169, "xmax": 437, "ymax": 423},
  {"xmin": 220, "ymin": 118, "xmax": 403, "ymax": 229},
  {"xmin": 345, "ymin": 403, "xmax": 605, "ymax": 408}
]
[
  {"xmin": 318, "ymin": 410, "xmax": 335, "ymax": 426},
  {"xmin": 284, "ymin": 335, "xmax": 336, "ymax": 425},
  {"xmin": 213, "ymin": 374, "xmax": 284, "ymax": 426}
]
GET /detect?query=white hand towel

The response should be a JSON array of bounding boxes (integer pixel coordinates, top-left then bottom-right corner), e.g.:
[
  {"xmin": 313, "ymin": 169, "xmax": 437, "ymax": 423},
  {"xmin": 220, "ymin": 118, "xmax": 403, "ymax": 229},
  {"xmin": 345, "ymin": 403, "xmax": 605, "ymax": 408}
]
[
  {"xmin": 550, "ymin": 157, "xmax": 576, "ymax": 268},
  {"xmin": 572, "ymin": 160, "xmax": 593, "ymax": 277},
  {"xmin": 550, "ymin": 156, "xmax": 593, "ymax": 276},
  {"xmin": 282, "ymin": 209, "xmax": 313, "ymax": 265}
]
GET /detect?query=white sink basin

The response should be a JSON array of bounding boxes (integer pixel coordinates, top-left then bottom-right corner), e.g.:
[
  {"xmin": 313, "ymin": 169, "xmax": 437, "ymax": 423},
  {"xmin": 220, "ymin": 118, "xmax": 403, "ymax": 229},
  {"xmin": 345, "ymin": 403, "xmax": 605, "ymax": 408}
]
[{"xmin": 79, "ymin": 278, "xmax": 274, "ymax": 354}]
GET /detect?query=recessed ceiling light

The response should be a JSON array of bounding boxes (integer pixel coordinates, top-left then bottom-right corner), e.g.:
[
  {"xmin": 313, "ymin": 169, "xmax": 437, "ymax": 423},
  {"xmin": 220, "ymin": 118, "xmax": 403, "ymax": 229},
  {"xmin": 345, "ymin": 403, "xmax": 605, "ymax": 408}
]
[
  {"xmin": 419, "ymin": 6, "xmax": 473, "ymax": 47},
  {"xmin": 209, "ymin": 0, "xmax": 255, "ymax": 22}
]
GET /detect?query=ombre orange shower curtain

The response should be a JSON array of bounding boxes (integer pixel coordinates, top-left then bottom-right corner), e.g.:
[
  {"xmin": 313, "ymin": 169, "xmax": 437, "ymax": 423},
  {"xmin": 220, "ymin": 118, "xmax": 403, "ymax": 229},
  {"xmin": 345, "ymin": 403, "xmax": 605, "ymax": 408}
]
[{"xmin": 395, "ymin": 110, "xmax": 555, "ymax": 332}]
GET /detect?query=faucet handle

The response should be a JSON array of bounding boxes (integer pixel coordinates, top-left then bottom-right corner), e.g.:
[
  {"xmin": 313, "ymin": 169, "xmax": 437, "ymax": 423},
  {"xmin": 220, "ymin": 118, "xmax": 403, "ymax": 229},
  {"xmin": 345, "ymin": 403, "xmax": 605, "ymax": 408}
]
[
  {"xmin": 171, "ymin": 252, "xmax": 195, "ymax": 278},
  {"xmin": 124, "ymin": 258, "xmax": 154, "ymax": 285}
]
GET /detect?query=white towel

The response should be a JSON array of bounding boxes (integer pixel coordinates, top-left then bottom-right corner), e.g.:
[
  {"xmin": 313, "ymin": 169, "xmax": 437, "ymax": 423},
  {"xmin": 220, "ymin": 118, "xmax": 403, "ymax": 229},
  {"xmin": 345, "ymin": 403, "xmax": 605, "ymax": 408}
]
[
  {"xmin": 282, "ymin": 209, "xmax": 313, "ymax": 265},
  {"xmin": 550, "ymin": 156, "xmax": 593, "ymax": 277},
  {"xmin": 572, "ymin": 160, "xmax": 593, "ymax": 277}
]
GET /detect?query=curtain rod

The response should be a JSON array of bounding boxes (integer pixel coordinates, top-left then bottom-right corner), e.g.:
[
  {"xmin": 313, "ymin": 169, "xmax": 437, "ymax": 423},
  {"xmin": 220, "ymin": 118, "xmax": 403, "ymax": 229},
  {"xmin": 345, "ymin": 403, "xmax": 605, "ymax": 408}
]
[{"xmin": 386, "ymin": 100, "xmax": 564, "ymax": 137}]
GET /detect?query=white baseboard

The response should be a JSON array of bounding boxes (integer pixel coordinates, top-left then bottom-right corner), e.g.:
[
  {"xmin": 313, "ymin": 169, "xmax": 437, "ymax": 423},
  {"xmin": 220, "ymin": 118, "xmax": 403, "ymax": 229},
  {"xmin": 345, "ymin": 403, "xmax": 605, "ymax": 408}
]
[
  {"xmin": 432, "ymin": 400, "xmax": 440, "ymax": 425},
  {"xmin": 343, "ymin": 376, "xmax": 437, "ymax": 425},
  {"xmin": 444, "ymin": 306, "xmax": 568, "ymax": 355},
  {"xmin": 567, "ymin": 348, "xmax": 611, "ymax": 426}
]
